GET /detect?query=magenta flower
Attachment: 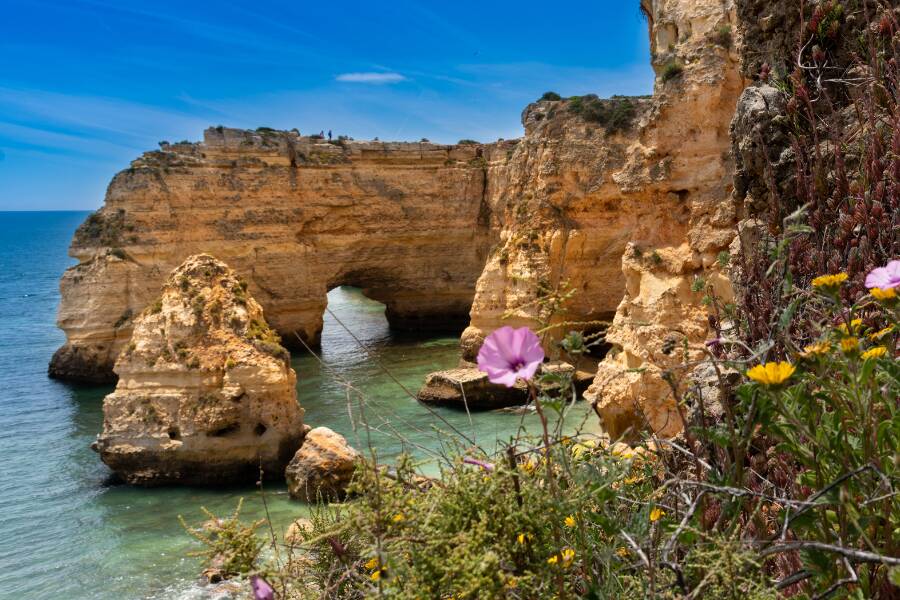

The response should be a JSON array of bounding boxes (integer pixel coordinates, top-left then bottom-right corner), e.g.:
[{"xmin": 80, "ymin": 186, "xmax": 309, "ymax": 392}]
[
  {"xmin": 865, "ymin": 260, "xmax": 900, "ymax": 290},
  {"xmin": 477, "ymin": 326, "xmax": 545, "ymax": 387},
  {"xmin": 250, "ymin": 575, "xmax": 275, "ymax": 600}
]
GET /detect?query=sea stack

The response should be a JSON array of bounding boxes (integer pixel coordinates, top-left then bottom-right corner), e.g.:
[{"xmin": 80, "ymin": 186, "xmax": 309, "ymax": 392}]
[{"xmin": 93, "ymin": 254, "xmax": 307, "ymax": 486}]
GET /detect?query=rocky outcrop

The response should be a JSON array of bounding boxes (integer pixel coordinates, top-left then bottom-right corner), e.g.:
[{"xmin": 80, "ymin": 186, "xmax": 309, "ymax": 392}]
[
  {"xmin": 285, "ymin": 427, "xmax": 360, "ymax": 502},
  {"xmin": 51, "ymin": 131, "xmax": 500, "ymax": 382},
  {"xmin": 93, "ymin": 254, "xmax": 307, "ymax": 486},
  {"xmin": 418, "ymin": 368, "xmax": 529, "ymax": 409},
  {"xmin": 417, "ymin": 364, "xmax": 594, "ymax": 410},
  {"xmin": 463, "ymin": 0, "xmax": 746, "ymax": 438}
]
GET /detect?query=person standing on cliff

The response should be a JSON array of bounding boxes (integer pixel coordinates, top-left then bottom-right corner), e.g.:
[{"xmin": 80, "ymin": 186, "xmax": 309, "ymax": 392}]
[{"xmin": 328, "ymin": 130, "xmax": 332, "ymax": 141}]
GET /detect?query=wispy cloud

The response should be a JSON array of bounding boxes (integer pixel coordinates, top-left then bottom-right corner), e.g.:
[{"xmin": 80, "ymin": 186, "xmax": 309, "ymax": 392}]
[{"xmin": 335, "ymin": 72, "xmax": 407, "ymax": 84}]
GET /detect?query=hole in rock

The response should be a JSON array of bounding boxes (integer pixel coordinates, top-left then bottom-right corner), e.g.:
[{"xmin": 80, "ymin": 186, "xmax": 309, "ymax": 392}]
[
  {"xmin": 321, "ymin": 286, "xmax": 390, "ymax": 351},
  {"xmin": 253, "ymin": 423, "xmax": 268, "ymax": 436},
  {"xmin": 167, "ymin": 427, "xmax": 181, "ymax": 440},
  {"xmin": 208, "ymin": 423, "xmax": 240, "ymax": 437}
]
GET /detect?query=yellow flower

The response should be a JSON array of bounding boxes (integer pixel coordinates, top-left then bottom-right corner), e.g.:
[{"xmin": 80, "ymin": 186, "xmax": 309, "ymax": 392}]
[
  {"xmin": 650, "ymin": 507, "xmax": 665, "ymax": 522},
  {"xmin": 840, "ymin": 337, "xmax": 860, "ymax": 354},
  {"xmin": 516, "ymin": 532, "xmax": 533, "ymax": 545},
  {"xmin": 871, "ymin": 287, "xmax": 898, "ymax": 301},
  {"xmin": 505, "ymin": 576, "xmax": 518, "ymax": 589},
  {"xmin": 862, "ymin": 346, "xmax": 888, "ymax": 360},
  {"xmin": 746, "ymin": 362, "xmax": 796, "ymax": 386},
  {"xmin": 812, "ymin": 273, "xmax": 848, "ymax": 289},
  {"xmin": 547, "ymin": 555, "xmax": 559, "ymax": 565},
  {"xmin": 571, "ymin": 439, "xmax": 597, "ymax": 459},
  {"xmin": 364, "ymin": 557, "xmax": 379, "ymax": 570},
  {"xmin": 392, "ymin": 513, "xmax": 406, "ymax": 523},
  {"xmin": 800, "ymin": 342, "xmax": 831, "ymax": 358},
  {"xmin": 564, "ymin": 515, "xmax": 576, "ymax": 528},
  {"xmin": 561, "ymin": 548, "xmax": 575, "ymax": 564},
  {"xmin": 870, "ymin": 326, "xmax": 895, "ymax": 341},
  {"xmin": 610, "ymin": 442, "xmax": 636, "ymax": 459},
  {"xmin": 837, "ymin": 319, "xmax": 863, "ymax": 335},
  {"xmin": 370, "ymin": 570, "xmax": 382, "ymax": 582},
  {"xmin": 616, "ymin": 547, "xmax": 630, "ymax": 558}
]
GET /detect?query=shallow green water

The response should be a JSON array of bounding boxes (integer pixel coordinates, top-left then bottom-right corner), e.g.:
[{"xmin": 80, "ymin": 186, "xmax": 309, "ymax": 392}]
[{"xmin": 0, "ymin": 212, "xmax": 594, "ymax": 599}]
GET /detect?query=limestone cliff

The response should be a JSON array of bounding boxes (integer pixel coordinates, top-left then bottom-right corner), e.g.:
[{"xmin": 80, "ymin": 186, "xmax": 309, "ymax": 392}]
[
  {"xmin": 465, "ymin": 0, "xmax": 746, "ymax": 438},
  {"xmin": 93, "ymin": 254, "xmax": 307, "ymax": 486},
  {"xmin": 51, "ymin": 131, "xmax": 496, "ymax": 382},
  {"xmin": 55, "ymin": 0, "xmax": 758, "ymax": 442}
]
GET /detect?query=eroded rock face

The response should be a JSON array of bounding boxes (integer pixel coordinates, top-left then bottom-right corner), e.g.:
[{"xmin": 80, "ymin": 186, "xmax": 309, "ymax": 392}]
[
  {"xmin": 465, "ymin": 0, "xmax": 746, "ymax": 438},
  {"xmin": 285, "ymin": 427, "xmax": 360, "ymax": 502},
  {"xmin": 93, "ymin": 254, "xmax": 307, "ymax": 486},
  {"xmin": 51, "ymin": 131, "xmax": 498, "ymax": 382}
]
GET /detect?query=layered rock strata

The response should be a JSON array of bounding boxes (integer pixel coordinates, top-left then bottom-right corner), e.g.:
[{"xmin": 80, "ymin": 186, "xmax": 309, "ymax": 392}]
[
  {"xmin": 93, "ymin": 254, "xmax": 307, "ymax": 486},
  {"xmin": 51, "ymin": 131, "xmax": 500, "ymax": 382}
]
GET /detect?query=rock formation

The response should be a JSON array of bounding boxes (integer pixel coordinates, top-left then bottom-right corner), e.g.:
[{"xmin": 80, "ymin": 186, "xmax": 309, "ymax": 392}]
[
  {"xmin": 465, "ymin": 0, "xmax": 746, "ymax": 438},
  {"xmin": 93, "ymin": 254, "xmax": 307, "ymax": 486},
  {"xmin": 417, "ymin": 364, "xmax": 594, "ymax": 410},
  {"xmin": 51, "ymin": 132, "xmax": 499, "ymax": 382},
  {"xmin": 285, "ymin": 427, "xmax": 360, "ymax": 502},
  {"xmin": 54, "ymin": 0, "xmax": 784, "ymax": 442}
]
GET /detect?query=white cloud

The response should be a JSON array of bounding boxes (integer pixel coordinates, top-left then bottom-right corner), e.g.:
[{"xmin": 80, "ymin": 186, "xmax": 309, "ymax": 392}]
[{"xmin": 335, "ymin": 72, "xmax": 407, "ymax": 84}]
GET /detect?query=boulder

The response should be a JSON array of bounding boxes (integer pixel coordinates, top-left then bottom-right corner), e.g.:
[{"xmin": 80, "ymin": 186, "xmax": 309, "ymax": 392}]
[
  {"xmin": 286, "ymin": 427, "xmax": 360, "ymax": 502},
  {"xmin": 93, "ymin": 254, "xmax": 307, "ymax": 486}
]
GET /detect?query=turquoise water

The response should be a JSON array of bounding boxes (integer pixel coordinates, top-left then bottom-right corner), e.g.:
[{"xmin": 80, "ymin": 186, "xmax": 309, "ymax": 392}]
[{"xmin": 0, "ymin": 212, "xmax": 595, "ymax": 599}]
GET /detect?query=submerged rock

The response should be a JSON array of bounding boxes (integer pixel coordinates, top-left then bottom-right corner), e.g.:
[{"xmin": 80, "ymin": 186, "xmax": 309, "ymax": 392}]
[
  {"xmin": 417, "ymin": 364, "xmax": 594, "ymax": 410},
  {"xmin": 285, "ymin": 427, "xmax": 360, "ymax": 502},
  {"xmin": 93, "ymin": 254, "xmax": 307, "ymax": 486}
]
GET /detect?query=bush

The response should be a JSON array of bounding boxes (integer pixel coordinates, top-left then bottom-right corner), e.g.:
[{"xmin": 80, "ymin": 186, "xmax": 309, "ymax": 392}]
[
  {"xmin": 539, "ymin": 91, "xmax": 562, "ymax": 102},
  {"xmin": 567, "ymin": 95, "xmax": 637, "ymax": 134},
  {"xmin": 711, "ymin": 24, "xmax": 732, "ymax": 48},
  {"xmin": 457, "ymin": 139, "xmax": 480, "ymax": 145},
  {"xmin": 660, "ymin": 60, "xmax": 684, "ymax": 83}
]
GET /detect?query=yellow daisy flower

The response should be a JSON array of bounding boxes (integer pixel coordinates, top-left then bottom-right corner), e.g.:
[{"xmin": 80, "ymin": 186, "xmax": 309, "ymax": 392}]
[
  {"xmin": 392, "ymin": 513, "xmax": 406, "ymax": 523},
  {"xmin": 840, "ymin": 337, "xmax": 860, "ymax": 354},
  {"xmin": 812, "ymin": 273, "xmax": 848, "ymax": 289},
  {"xmin": 364, "ymin": 557, "xmax": 379, "ymax": 570},
  {"xmin": 370, "ymin": 570, "xmax": 382, "ymax": 582},
  {"xmin": 871, "ymin": 287, "xmax": 897, "ymax": 302},
  {"xmin": 516, "ymin": 532, "xmax": 533, "ymax": 545},
  {"xmin": 564, "ymin": 515, "xmax": 576, "ymax": 528},
  {"xmin": 746, "ymin": 362, "xmax": 796, "ymax": 386},
  {"xmin": 861, "ymin": 346, "xmax": 888, "ymax": 360},
  {"xmin": 837, "ymin": 319, "xmax": 863, "ymax": 335},
  {"xmin": 561, "ymin": 549, "xmax": 575, "ymax": 564},
  {"xmin": 800, "ymin": 342, "xmax": 831, "ymax": 358},
  {"xmin": 547, "ymin": 555, "xmax": 559, "ymax": 565},
  {"xmin": 650, "ymin": 507, "xmax": 665, "ymax": 522},
  {"xmin": 616, "ymin": 547, "xmax": 630, "ymax": 558}
]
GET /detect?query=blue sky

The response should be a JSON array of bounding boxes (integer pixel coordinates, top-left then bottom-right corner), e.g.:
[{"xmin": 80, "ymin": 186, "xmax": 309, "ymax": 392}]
[{"xmin": 0, "ymin": 0, "xmax": 653, "ymax": 210}]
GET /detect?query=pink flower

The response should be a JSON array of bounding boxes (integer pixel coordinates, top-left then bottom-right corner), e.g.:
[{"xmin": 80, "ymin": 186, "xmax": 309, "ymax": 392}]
[
  {"xmin": 865, "ymin": 260, "xmax": 900, "ymax": 290},
  {"xmin": 250, "ymin": 575, "xmax": 275, "ymax": 600},
  {"xmin": 477, "ymin": 326, "xmax": 545, "ymax": 388}
]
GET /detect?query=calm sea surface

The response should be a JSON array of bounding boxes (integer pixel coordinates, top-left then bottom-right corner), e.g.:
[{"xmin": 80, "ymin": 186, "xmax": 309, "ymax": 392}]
[{"xmin": 0, "ymin": 211, "xmax": 594, "ymax": 599}]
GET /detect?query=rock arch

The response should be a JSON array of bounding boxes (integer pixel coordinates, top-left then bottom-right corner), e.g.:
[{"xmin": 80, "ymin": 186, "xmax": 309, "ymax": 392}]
[{"xmin": 50, "ymin": 132, "xmax": 503, "ymax": 382}]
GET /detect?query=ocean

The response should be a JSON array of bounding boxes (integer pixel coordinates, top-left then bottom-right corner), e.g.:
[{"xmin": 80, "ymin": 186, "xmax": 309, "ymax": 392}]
[{"xmin": 0, "ymin": 211, "xmax": 593, "ymax": 599}]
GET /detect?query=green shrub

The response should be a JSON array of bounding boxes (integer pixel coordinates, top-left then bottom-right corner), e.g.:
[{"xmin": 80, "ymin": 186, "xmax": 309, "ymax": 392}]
[
  {"xmin": 539, "ymin": 91, "xmax": 562, "ymax": 101},
  {"xmin": 457, "ymin": 139, "xmax": 480, "ymax": 145},
  {"xmin": 661, "ymin": 60, "xmax": 684, "ymax": 83},
  {"xmin": 711, "ymin": 24, "xmax": 732, "ymax": 47},
  {"xmin": 567, "ymin": 95, "xmax": 637, "ymax": 134}
]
